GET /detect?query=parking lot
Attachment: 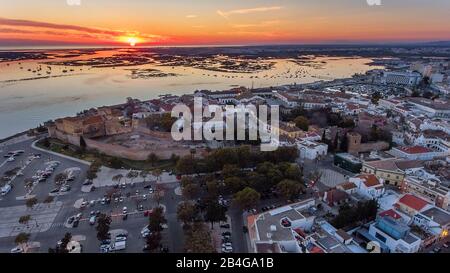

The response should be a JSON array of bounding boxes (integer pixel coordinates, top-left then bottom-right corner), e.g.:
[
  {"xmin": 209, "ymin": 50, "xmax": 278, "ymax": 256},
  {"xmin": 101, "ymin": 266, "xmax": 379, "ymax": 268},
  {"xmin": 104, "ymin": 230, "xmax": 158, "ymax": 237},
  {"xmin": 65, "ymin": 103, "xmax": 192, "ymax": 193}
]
[{"xmin": 0, "ymin": 137, "xmax": 179, "ymax": 253}]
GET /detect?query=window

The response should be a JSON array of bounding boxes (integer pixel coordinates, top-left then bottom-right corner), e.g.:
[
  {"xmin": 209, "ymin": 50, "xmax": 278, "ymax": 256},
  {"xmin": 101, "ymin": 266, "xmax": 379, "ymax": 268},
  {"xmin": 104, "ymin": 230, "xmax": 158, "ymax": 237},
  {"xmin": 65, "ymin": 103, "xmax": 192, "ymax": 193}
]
[{"xmin": 375, "ymin": 232, "xmax": 387, "ymax": 243}]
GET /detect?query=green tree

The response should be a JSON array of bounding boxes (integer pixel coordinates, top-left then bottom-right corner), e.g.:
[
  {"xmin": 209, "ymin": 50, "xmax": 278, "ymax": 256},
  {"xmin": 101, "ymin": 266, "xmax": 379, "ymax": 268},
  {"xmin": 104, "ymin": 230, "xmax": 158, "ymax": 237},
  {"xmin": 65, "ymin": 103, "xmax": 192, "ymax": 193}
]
[
  {"xmin": 233, "ymin": 187, "xmax": 260, "ymax": 210},
  {"xmin": 15, "ymin": 233, "xmax": 30, "ymax": 251},
  {"xmin": 147, "ymin": 153, "xmax": 159, "ymax": 167},
  {"xmin": 145, "ymin": 232, "xmax": 162, "ymax": 252},
  {"xmin": 184, "ymin": 223, "xmax": 216, "ymax": 253},
  {"xmin": 205, "ymin": 180, "xmax": 219, "ymax": 199},
  {"xmin": 96, "ymin": 213, "xmax": 111, "ymax": 241},
  {"xmin": 25, "ymin": 197, "xmax": 38, "ymax": 209},
  {"xmin": 19, "ymin": 215, "xmax": 31, "ymax": 226},
  {"xmin": 112, "ymin": 174, "xmax": 124, "ymax": 186},
  {"xmin": 224, "ymin": 177, "xmax": 245, "ymax": 194},
  {"xmin": 371, "ymin": 91, "xmax": 382, "ymax": 105},
  {"xmin": 54, "ymin": 172, "xmax": 68, "ymax": 185},
  {"xmin": 204, "ymin": 200, "xmax": 227, "ymax": 229},
  {"xmin": 176, "ymin": 156, "xmax": 196, "ymax": 174},
  {"xmin": 149, "ymin": 206, "xmax": 167, "ymax": 233},
  {"xmin": 177, "ymin": 202, "xmax": 197, "ymax": 225},
  {"xmin": 222, "ymin": 164, "xmax": 240, "ymax": 179},
  {"xmin": 79, "ymin": 136, "xmax": 87, "ymax": 151},
  {"xmin": 294, "ymin": 116, "xmax": 309, "ymax": 131},
  {"xmin": 152, "ymin": 168, "xmax": 162, "ymax": 183},
  {"xmin": 276, "ymin": 180, "xmax": 302, "ymax": 201},
  {"xmin": 182, "ymin": 182, "xmax": 200, "ymax": 199},
  {"xmin": 126, "ymin": 170, "xmax": 139, "ymax": 184}
]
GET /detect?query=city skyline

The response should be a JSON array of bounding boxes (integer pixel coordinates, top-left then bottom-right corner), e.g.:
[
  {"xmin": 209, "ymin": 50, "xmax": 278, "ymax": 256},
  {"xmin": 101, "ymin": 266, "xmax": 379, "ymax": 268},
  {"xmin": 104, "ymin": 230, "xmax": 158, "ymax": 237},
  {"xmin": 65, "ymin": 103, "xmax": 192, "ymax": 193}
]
[{"xmin": 1, "ymin": 0, "xmax": 450, "ymax": 47}]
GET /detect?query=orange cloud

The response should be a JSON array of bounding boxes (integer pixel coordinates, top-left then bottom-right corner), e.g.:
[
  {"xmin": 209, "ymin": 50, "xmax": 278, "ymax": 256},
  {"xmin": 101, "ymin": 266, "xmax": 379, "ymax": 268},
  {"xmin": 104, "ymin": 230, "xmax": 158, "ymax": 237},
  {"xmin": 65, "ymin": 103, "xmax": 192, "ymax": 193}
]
[
  {"xmin": 217, "ymin": 6, "xmax": 283, "ymax": 19},
  {"xmin": 0, "ymin": 17, "xmax": 165, "ymax": 45}
]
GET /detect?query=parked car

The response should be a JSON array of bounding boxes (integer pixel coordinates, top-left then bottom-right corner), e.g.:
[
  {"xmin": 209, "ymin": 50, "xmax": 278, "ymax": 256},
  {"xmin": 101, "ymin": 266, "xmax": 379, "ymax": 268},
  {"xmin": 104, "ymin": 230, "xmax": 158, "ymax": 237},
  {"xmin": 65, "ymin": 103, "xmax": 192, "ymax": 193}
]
[
  {"xmin": 89, "ymin": 216, "xmax": 96, "ymax": 225},
  {"xmin": 10, "ymin": 247, "xmax": 23, "ymax": 253},
  {"xmin": 115, "ymin": 236, "xmax": 127, "ymax": 242},
  {"xmin": 433, "ymin": 247, "xmax": 442, "ymax": 253},
  {"xmin": 443, "ymin": 243, "xmax": 449, "ymax": 249},
  {"xmin": 72, "ymin": 220, "xmax": 79, "ymax": 228},
  {"xmin": 100, "ymin": 244, "xmax": 110, "ymax": 253},
  {"xmin": 222, "ymin": 246, "xmax": 233, "ymax": 253},
  {"xmin": 220, "ymin": 224, "xmax": 230, "ymax": 229},
  {"xmin": 138, "ymin": 204, "xmax": 144, "ymax": 211},
  {"xmin": 222, "ymin": 243, "xmax": 232, "ymax": 248},
  {"xmin": 222, "ymin": 231, "xmax": 231, "ymax": 236}
]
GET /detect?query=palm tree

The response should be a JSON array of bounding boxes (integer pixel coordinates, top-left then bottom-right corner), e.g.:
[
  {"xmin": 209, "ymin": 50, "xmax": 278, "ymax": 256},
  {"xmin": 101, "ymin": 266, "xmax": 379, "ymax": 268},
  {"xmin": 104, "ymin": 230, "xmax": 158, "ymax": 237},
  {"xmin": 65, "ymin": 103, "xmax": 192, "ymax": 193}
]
[
  {"xmin": 126, "ymin": 170, "xmax": 139, "ymax": 186},
  {"xmin": 19, "ymin": 215, "xmax": 38, "ymax": 228},
  {"xmin": 112, "ymin": 174, "xmax": 124, "ymax": 186},
  {"xmin": 19, "ymin": 215, "xmax": 31, "ymax": 227},
  {"xmin": 152, "ymin": 168, "xmax": 162, "ymax": 183},
  {"xmin": 140, "ymin": 170, "xmax": 149, "ymax": 183},
  {"xmin": 25, "ymin": 197, "xmax": 38, "ymax": 210},
  {"xmin": 15, "ymin": 233, "xmax": 30, "ymax": 252}
]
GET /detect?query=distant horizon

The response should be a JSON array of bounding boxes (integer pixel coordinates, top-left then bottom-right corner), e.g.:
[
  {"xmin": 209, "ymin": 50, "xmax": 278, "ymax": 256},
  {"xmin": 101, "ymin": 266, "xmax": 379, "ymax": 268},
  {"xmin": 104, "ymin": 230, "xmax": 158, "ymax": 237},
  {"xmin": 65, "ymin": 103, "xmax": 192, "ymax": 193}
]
[
  {"xmin": 1, "ymin": 0, "xmax": 450, "ymax": 48},
  {"xmin": 1, "ymin": 40, "xmax": 450, "ymax": 51}
]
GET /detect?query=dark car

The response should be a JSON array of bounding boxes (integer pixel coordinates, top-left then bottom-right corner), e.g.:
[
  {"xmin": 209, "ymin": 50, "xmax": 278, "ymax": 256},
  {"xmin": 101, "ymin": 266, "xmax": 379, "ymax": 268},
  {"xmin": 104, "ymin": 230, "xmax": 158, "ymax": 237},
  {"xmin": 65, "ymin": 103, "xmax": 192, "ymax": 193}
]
[
  {"xmin": 143, "ymin": 184, "xmax": 152, "ymax": 189},
  {"xmin": 222, "ymin": 231, "xmax": 231, "ymax": 236},
  {"xmin": 220, "ymin": 224, "xmax": 230, "ymax": 229},
  {"xmin": 122, "ymin": 214, "xmax": 128, "ymax": 220},
  {"xmin": 72, "ymin": 220, "xmax": 79, "ymax": 228}
]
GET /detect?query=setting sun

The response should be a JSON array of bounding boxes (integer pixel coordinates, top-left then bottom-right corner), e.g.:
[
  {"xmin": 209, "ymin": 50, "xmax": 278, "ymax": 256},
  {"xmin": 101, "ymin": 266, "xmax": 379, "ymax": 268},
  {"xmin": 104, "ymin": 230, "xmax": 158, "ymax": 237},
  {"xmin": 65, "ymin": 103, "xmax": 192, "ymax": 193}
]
[{"xmin": 127, "ymin": 37, "xmax": 138, "ymax": 47}]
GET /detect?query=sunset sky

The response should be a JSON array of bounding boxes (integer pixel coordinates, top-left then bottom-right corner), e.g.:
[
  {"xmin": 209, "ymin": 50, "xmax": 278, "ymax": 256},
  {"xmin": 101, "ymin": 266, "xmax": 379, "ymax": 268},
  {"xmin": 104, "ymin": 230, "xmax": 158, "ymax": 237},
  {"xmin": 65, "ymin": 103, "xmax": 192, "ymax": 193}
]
[{"xmin": 1, "ymin": 0, "xmax": 449, "ymax": 47}]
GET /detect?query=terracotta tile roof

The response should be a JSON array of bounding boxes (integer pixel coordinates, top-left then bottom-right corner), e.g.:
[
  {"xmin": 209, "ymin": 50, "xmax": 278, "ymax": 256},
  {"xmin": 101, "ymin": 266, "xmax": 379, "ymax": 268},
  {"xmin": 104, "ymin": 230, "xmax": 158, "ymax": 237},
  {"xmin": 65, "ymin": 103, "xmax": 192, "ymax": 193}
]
[
  {"xmin": 379, "ymin": 209, "xmax": 402, "ymax": 220},
  {"xmin": 364, "ymin": 159, "xmax": 401, "ymax": 172},
  {"xmin": 394, "ymin": 160, "xmax": 424, "ymax": 170},
  {"xmin": 398, "ymin": 146, "xmax": 432, "ymax": 154},
  {"xmin": 357, "ymin": 174, "xmax": 381, "ymax": 187},
  {"xmin": 338, "ymin": 182, "xmax": 357, "ymax": 191},
  {"xmin": 397, "ymin": 194, "xmax": 430, "ymax": 211}
]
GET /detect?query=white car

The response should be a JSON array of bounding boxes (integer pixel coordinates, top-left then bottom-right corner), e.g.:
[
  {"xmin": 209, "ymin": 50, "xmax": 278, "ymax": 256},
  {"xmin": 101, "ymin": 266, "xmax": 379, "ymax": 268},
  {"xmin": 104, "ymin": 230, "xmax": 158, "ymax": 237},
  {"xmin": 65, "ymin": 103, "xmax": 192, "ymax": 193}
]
[
  {"xmin": 141, "ymin": 226, "xmax": 151, "ymax": 237},
  {"xmin": 7, "ymin": 157, "xmax": 15, "ymax": 162},
  {"xmin": 122, "ymin": 207, "xmax": 128, "ymax": 214},
  {"xmin": 222, "ymin": 246, "xmax": 233, "ymax": 253},
  {"xmin": 10, "ymin": 246, "xmax": 23, "ymax": 253}
]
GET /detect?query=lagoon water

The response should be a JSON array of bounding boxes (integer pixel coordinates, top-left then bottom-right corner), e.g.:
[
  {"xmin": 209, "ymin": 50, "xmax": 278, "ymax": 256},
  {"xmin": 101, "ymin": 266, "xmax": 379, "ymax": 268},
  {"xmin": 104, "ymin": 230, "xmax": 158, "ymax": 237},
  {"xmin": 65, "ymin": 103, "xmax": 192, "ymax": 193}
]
[{"xmin": 0, "ymin": 48, "xmax": 382, "ymax": 139}]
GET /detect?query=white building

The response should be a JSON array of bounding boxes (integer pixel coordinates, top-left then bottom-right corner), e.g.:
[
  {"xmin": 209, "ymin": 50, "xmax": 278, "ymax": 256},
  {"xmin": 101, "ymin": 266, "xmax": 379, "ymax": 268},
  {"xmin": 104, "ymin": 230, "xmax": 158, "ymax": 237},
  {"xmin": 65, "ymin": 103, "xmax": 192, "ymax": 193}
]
[
  {"xmin": 383, "ymin": 71, "xmax": 422, "ymax": 86},
  {"xmin": 389, "ymin": 145, "xmax": 448, "ymax": 161},
  {"xmin": 349, "ymin": 174, "xmax": 385, "ymax": 199},
  {"xmin": 297, "ymin": 140, "xmax": 328, "ymax": 160},
  {"xmin": 368, "ymin": 216, "xmax": 422, "ymax": 253}
]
